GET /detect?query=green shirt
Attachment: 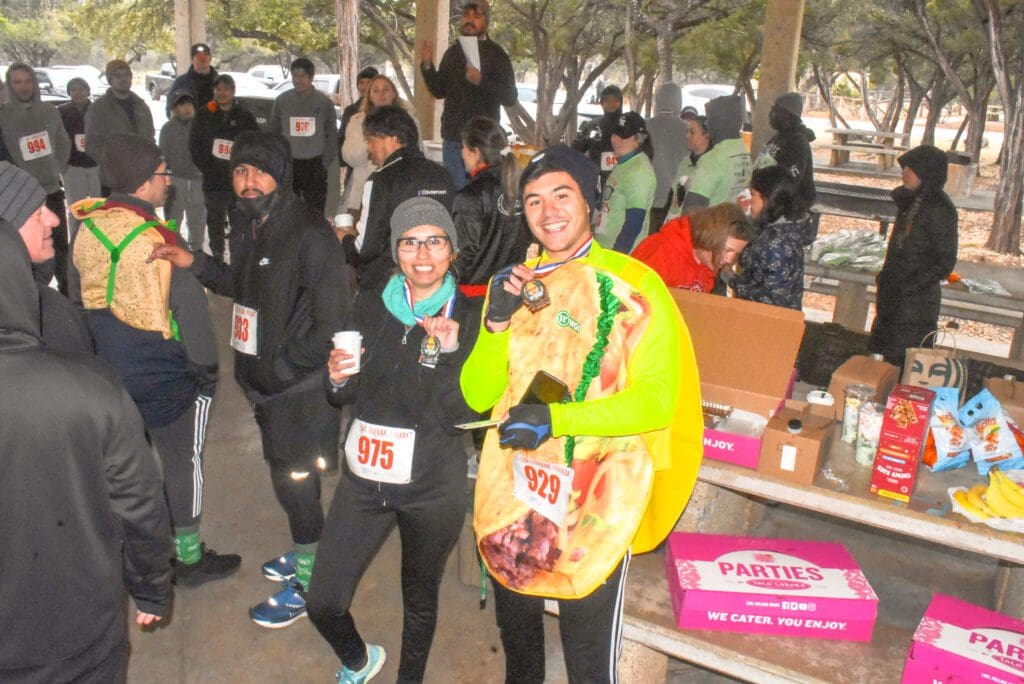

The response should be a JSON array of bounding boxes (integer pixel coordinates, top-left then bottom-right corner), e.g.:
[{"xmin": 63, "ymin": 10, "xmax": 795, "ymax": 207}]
[
  {"xmin": 595, "ymin": 151, "xmax": 656, "ymax": 249},
  {"xmin": 687, "ymin": 138, "xmax": 752, "ymax": 206},
  {"xmin": 460, "ymin": 242, "xmax": 681, "ymax": 439}
]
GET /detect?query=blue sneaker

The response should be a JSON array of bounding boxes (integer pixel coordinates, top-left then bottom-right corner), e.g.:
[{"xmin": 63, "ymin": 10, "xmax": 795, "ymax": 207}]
[
  {"xmin": 335, "ymin": 644, "xmax": 386, "ymax": 683},
  {"xmin": 261, "ymin": 551, "xmax": 296, "ymax": 581},
  {"xmin": 249, "ymin": 580, "xmax": 306, "ymax": 629}
]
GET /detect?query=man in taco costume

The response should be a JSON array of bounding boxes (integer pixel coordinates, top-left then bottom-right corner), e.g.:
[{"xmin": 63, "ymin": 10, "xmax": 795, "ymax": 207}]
[{"xmin": 461, "ymin": 144, "xmax": 703, "ymax": 682}]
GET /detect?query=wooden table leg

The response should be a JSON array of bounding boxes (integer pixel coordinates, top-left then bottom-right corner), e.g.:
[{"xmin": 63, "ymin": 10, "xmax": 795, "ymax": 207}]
[
  {"xmin": 832, "ymin": 281, "xmax": 870, "ymax": 332},
  {"xmin": 1010, "ymin": 325, "xmax": 1024, "ymax": 361},
  {"xmin": 994, "ymin": 561, "xmax": 1024, "ymax": 619}
]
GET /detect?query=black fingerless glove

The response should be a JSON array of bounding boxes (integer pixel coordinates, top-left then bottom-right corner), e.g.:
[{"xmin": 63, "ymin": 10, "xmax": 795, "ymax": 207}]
[
  {"xmin": 499, "ymin": 404, "xmax": 553, "ymax": 450},
  {"xmin": 486, "ymin": 267, "xmax": 524, "ymax": 324}
]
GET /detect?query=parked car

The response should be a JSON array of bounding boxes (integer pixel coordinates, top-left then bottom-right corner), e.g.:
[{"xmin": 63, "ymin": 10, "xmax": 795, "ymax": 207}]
[
  {"xmin": 39, "ymin": 65, "xmax": 106, "ymax": 98},
  {"xmin": 247, "ymin": 64, "xmax": 288, "ymax": 88},
  {"xmin": 271, "ymin": 74, "xmax": 344, "ymax": 105},
  {"xmin": 33, "ymin": 69, "xmax": 56, "ymax": 95},
  {"xmin": 681, "ymin": 83, "xmax": 738, "ymax": 116},
  {"xmin": 219, "ymin": 72, "xmax": 270, "ymax": 92},
  {"xmin": 145, "ymin": 62, "xmax": 176, "ymax": 100}
]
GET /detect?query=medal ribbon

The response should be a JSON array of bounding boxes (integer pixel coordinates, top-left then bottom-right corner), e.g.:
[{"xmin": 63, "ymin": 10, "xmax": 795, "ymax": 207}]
[
  {"xmin": 532, "ymin": 237, "xmax": 593, "ymax": 277},
  {"xmin": 403, "ymin": 280, "xmax": 456, "ymax": 326}
]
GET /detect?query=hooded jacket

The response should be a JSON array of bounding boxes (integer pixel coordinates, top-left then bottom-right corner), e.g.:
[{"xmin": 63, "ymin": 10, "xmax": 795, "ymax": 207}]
[
  {"xmin": 191, "ymin": 152, "xmax": 351, "ymax": 397},
  {"xmin": 58, "ymin": 100, "xmax": 97, "ymax": 168},
  {"xmin": 870, "ymin": 145, "xmax": 958, "ymax": 364},
  {"xmin": 756, "ymin": 119, "xmax": 817, "ymax": 214},
  {"xmin": 685, "ymin": 95, "xmax": 752, "ymax": 208},
  {"xmin": 451, "ymin": 164, "xmax": 531, "ymax": 287},
  {"xmin": 84, "ymin": 88, "xmax": 155, "ymax": 171},
  {"xmin": 632, "ymin": 215, "xmax": 716, "ymax": 292},
  {"xmin": 0, "ymin": 220, "xmax": 172, "ymax": 682},
  {"xmin": 573, "ymin": 105, "xmax": 623, "ymax": 187},
  {"xmin": 0, "ymin": 65, "xmax": 72, "ymax": 193},
  {"xmin": 646, "ymin": 83, "xmax": 689, "ymax": 206}
]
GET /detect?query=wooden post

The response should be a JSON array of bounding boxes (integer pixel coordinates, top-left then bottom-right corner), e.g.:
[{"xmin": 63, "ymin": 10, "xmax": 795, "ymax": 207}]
[
  {"xmin": 173, "ymin": 0, "xmax": 205, "ymax": 75},
  {"xmin": 751, "ymin": 0, "xmax": 805, "ymax": 159},
  {"xmin": 414, "ymin": 0, "xmax": 451, "ymax": 143}
]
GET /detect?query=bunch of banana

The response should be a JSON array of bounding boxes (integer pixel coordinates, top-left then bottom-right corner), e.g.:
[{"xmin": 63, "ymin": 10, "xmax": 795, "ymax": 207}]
[{"xmin": 953, "ymin": 468, "xmax": 1024, "ymax": 520}]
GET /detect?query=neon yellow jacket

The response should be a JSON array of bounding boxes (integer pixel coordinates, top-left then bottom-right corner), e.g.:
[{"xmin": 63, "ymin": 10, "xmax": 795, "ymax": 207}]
[{"xmin": 461, "ymin": 241, "xmax": 704, "ymax": 552}]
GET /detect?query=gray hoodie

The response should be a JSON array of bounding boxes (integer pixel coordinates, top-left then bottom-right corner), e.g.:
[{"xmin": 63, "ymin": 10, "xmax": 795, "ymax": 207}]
[
  {"xmin": 645, "ymin": 83, "xmax": 688, "ymax": 205},
  {"xmin": 0, "ymin": 64, "xmax": 72, "ymax": 194},
  {"xmin": 705, "ymin": 94, "xmax": 744, "ymax": 146},
  {"xmin": 159, "ymin": 116, "xmax": 202, "ymax": 179}
]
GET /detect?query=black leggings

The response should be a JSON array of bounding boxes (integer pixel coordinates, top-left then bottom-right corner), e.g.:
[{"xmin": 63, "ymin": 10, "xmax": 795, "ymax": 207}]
[
  {"xmin": 491, "ymin": 552, "xmax": 631, "ymax": 684},
  {"xmin": 307, "ymin": 473, "xmax": 465, "ymax": 682}
]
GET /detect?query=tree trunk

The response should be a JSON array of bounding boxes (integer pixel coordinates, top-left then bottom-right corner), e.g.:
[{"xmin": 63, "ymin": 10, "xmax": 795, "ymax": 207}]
[
  {"xmin": 921, "ymin": 73, "xmax": 949, "ymax": 146},
  {"xmin": 336, "ymin": 0, "xmax": 359, "ymax": 108},
  {"xmin": 656, "ymin": 30, "xmax": 672, "ymax": 85},
  {"xmin": 984, "ymin": 97, "xmax": 1024, "ymax": 253},
  {"xmin": 963, "ymin": 96, "xmax": 989, "ymax": 162}
]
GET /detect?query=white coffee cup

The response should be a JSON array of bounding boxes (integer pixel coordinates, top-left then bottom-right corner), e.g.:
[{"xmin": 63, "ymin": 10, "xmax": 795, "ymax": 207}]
[
  {"xmin": 332, "ymin": 330, "xmax": 362, "ymax": 373},
  {"xmin": 333, "ymin": 213, "xmax": 355, "ymax": 229}
]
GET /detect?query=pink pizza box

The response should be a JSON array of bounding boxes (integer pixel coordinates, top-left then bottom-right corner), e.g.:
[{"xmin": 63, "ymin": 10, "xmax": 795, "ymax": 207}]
[
  {"xmin": 902, "ymin": 594, "xmax": 1024, "ymax": 684},
  {"xmin": 664, "ymin": 532, "xmax": 878, "ymax": 642}
]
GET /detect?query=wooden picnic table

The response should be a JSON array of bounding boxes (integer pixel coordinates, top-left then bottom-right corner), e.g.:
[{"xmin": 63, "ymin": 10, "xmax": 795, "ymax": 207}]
[
  {"xmin": 824, "ymin": 128, "xmax": 909, "ymax": 172},
  {"xmin": 803, "ymin": 258, "xmax": 1024, "ymax": 359}
]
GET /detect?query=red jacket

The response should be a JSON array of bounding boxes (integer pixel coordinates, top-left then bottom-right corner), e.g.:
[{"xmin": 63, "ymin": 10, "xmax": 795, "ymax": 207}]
[{"xmin": 632, "ymin": 216, "xmax": 715, "ymax": 292}]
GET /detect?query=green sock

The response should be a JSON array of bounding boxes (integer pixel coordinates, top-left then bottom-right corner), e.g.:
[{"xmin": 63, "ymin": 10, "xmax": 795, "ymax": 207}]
[
  {"xmin": 175, "ymin": 528, "xmax": 201, "ymax": 565},
  {"xmin": 294, "ymin": 542, "xmax": 317, "ymax": 591}
]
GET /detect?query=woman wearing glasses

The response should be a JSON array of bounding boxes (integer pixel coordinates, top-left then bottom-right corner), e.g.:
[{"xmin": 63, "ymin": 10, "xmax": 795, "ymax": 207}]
[{"xmin": 308, "ymin": 197, "xmax": 481, "ymax": 684}]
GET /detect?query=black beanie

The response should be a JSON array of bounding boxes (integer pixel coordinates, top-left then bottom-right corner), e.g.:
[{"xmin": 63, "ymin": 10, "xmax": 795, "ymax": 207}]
[
  {"xmin": 101, "ymin": 134, "xmax": 163, "ymax": 193},
  {"xmin": 230, "ymin": 131, "xmax": 293, "ymax": 188}
]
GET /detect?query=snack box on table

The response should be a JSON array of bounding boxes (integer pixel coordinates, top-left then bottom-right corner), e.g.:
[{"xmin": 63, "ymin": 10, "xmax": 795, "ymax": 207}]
[
  {"xmin": 902, "ymin": 593, "xmax": 1024, "ymax": 684},
  {"xmin": 870, "ymin": 384, "xmax": 935, "ymax": 503},
  {"xmin": 672, "ymin": 289, "xmax": 805, "ymax": 469},
  {"xmin": 664, "ymin": 532, "xmax": 878, "ymax": 641}
]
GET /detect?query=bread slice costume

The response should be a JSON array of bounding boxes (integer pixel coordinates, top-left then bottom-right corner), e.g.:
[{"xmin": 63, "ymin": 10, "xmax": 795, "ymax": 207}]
[
  {"xmin": 475, "ymin": 260, "xmax": 657, "ymax": 599},
  {"xmin": 71, "ymin": 198, "xmax": 174, "ymax": 338}
]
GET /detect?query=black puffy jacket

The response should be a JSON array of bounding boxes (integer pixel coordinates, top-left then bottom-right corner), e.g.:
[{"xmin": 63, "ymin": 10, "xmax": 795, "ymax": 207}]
[
  {"xmin": 869, "ymin": 145, "xmax": 958, "ymax": 365},
  {"xmin": 189, "ymin": 101, "xmax": 259, "ymax": 191},
  {"xmin": 452, "ymin": 165, "xmax": 532, "ymax": 286}
]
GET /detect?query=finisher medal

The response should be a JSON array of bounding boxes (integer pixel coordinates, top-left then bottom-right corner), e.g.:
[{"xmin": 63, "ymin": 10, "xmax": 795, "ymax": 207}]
[
  {"xmin": 419, "ymin": 335, "xmax": 441, "ymax": 368},
  {"xmin": 521, "ymin": 279, "xmax": 550, "ymax": 312}
]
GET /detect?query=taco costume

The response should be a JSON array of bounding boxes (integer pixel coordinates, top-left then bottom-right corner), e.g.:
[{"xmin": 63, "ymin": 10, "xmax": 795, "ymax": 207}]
[{"xmin": 462, "ymin": 240, "xmax": 703, "ymax": 600}]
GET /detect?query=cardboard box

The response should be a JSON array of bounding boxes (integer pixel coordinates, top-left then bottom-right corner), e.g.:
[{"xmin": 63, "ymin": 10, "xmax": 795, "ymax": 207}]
[
  {"xmin": 902, "ymin": 593, "xmax": 1024, "ymax": 684},
  {"xmin": 986, "ymin": 376, "xmax": 1024, "ymax": 428},
  {"xmin": 664, "ymin": 532, "xmax": 878, "ymax": 642},
  {"xmin": 673, "ymin": 290, "xmax": 805, "ymax": 468},
  {"xmin": 758, "ymin": 400, "xmax": 836, "ymax": 486},
  {"xmin": 827, "ymin": 354, "xmax": 900, "ymax": 422},
  {"xmin": 870, "ymin": 385, "xmax": 935, "ymax": 503}
]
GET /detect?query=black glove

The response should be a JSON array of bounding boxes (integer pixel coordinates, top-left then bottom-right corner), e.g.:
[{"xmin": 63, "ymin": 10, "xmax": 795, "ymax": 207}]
[
  {"xmin": 486, "ymin": 267, "xmax": 524, "ymax": 324},
  {"xmin": 499, "ymin": 404, "xmax": 553, "ymax": 450}
]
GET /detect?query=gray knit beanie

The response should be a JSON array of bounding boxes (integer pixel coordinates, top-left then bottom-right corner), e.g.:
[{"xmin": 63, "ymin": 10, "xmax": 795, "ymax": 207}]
[
  {"xmin": 101, "ymin": 134, "xmax": 164, "ymax": 193},
  {"xmin": 389, "ymin": 197, "xmax": 457, "ymax": 261},
  {"xmin": 0, "ymin": 162, "xmax": 46, "ymax": 230}
]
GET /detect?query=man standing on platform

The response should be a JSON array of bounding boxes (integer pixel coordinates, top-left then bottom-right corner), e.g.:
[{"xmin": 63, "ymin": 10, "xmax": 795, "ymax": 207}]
[
  {"xmin": 270, "ymin": 58, "xmax": 338, "ymax": 213},
  {"xmin": 419, "ymin": 0, "xmax": 517, "ymax": 190}
]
